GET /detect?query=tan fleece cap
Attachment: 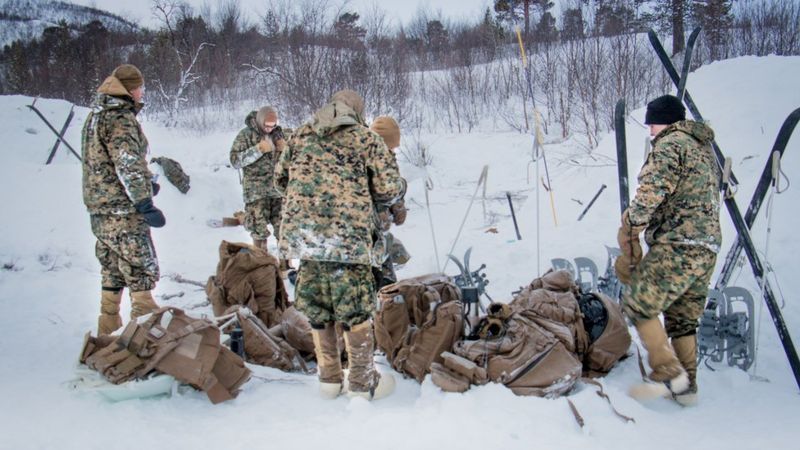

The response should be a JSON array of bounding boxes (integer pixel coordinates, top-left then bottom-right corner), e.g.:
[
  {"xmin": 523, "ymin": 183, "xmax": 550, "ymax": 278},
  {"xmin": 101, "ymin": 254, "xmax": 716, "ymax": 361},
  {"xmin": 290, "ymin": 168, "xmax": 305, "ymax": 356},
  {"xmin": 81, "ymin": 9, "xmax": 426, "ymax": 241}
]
[
  {"xmin": 111, "ymin": 64, "xmax": 144, "ymax": 93},
  {"xmin": 371, "ymin": 116, "xmax": 400, "ymax": 149},
  {"xmin": 330, "ymin": 89, "xmax": 365, "ymax": 116}
]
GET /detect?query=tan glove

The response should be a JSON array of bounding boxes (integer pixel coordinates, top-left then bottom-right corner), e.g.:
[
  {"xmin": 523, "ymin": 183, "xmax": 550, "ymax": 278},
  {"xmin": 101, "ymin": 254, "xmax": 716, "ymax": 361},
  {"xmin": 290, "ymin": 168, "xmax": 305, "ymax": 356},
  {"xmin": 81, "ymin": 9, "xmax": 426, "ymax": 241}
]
[
  {"xmin": 273, "ymin": 137, "xmax": 287, "ymax": 152},
  {"xmin": 390, "ymin": 200, "xmax": 407, "ymax": 225},
  {"xmin": 257, "ymin": 137, "xmax": 274, "ymax": 153},
  {"xmin": 614, "ymin": 210, "xmax": 645, "ymax": 285}
]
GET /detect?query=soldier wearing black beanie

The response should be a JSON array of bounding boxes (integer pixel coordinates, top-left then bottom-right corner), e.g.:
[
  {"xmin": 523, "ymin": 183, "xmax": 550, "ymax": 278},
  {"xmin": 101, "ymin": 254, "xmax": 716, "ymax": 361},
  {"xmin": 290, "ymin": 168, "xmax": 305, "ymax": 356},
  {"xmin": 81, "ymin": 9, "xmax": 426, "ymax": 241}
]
[{"xmin": 645, "ymin": 94, "xmax": 686, "ymax": 125}]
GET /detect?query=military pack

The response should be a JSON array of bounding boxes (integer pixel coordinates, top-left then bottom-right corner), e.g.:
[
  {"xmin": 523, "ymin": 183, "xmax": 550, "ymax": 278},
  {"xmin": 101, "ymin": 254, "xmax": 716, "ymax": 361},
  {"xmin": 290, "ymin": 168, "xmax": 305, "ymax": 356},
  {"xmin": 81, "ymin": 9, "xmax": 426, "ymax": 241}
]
[
  {"xmin": 431, "ymin": 270, "xmax": 631, "ymax": 396},
  {"xmin": 80, "ymin": 307, "xmax": 250, "ymax": 404},
  {"xmin": 375, "ymin": 274, "xmax": 463, "ymax": 382},
  {"xmin": 206, "ymin": 241, "xmax": 289, "ymax": 328},
  {"xmin": 225, "ymin": 306, "xmax": 313, "ymax": 372}
]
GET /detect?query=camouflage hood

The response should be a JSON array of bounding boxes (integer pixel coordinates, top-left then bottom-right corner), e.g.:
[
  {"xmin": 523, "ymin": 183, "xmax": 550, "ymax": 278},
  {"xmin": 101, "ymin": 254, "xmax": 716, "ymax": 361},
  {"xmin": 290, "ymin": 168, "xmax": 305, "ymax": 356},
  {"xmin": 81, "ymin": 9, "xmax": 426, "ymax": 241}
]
[
  {"xmin": 309, "ymin": 101, "xmax": 363, "ymax": 137},
  {"xmin": 95, "ymin": 76, "xmax": 142, "ymax": 114},
  {"xmin": 655, "ymin": 120, "xmax": 714, "ymax": 146},
  {"xmin": 244, "ymin": 110, "xmax": 265, "ymax": 136}
]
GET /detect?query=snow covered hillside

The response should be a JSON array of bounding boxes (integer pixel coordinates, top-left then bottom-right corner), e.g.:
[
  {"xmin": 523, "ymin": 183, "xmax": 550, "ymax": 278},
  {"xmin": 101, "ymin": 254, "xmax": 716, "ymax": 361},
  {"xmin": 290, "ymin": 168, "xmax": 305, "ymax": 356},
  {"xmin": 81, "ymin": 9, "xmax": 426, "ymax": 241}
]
[
  {"xmin": 0, "ymin": 0, "xmax": 139, "ymax": 47},
  {"xmin": 0, "ymin": 55, "xmax": 798, "ymax": 450}
]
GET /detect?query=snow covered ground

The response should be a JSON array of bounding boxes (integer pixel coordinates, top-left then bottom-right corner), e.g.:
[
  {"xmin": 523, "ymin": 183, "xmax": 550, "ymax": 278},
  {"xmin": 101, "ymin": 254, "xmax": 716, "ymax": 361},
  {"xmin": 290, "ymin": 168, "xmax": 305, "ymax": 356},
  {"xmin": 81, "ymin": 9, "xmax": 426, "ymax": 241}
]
[{"xmin": 0, "ymin": 55, "xmax": 798, "ymax": 449}]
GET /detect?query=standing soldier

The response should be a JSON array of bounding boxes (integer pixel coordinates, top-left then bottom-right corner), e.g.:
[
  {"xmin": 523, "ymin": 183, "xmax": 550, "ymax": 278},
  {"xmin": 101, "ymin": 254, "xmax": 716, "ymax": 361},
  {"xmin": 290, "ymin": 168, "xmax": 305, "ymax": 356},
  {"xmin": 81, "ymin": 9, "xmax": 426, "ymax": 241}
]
[
  {"xmin": 616, "ymin": 94, "xmax": 721, "ymax": 406},
  {"xmin": 275, "ymin": 90, "xmax": 405, "ymax": 400},
  {"xmin": 370, "ymin": 116, "xmax": 410, "ymax": 288},
  {"xmin": 230, "ymin": 106, "xmax": 291, "ymax": 272},
  {"xmin": 82, "ymin": 64, "xmax": 164, "ymax": 335}
]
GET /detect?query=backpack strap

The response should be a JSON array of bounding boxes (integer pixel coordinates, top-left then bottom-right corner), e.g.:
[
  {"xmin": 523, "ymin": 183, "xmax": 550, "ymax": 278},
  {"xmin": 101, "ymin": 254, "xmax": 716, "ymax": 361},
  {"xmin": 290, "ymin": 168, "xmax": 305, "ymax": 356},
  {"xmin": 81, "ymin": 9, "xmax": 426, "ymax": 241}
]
[
  {"xmin": 566, "ymin": 398, "xmax": 585, "ymax": 428},
  {"xmin": 580, "ymin": 378, "xmax": 635, "ymax": 424}
]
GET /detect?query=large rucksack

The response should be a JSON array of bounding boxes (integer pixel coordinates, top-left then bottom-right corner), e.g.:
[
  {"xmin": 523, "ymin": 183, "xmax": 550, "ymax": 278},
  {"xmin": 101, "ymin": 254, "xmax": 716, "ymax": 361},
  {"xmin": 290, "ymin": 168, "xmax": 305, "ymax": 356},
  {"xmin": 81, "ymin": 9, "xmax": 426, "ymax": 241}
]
[
  {"xmin": 206, "ymin": 241, "xmax": 289, "ymax": 328},
  {"xmin": 451, "ymin": 301, "xmax": 584, "ymax": 397},
  {"xmin": 80, "ymin": 307, "xmax": 251, "ymax": 404},
  {"xmin": 375, "ymin": 273, "xmax": 464, "ymax": 382},
  {"xmin": 432, "ymin": 270, "xmax": 630, "ymax": 396},
  {"xmin": 509, "ymin": 269, "xmax": 630, "ymax": 376}
]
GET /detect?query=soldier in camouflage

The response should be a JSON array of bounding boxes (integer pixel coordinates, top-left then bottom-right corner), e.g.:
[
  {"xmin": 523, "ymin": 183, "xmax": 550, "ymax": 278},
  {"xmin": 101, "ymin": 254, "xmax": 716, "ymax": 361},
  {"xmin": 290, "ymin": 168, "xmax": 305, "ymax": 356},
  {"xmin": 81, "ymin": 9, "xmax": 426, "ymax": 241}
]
[
  {"xmin": 616, "ymin": 94, "xmax": 721, "ymax": 406},
  {"xmin": 370, "ymin": 116, "xmax": 410, "ymax": 289},
  {"xmin": 82, "ymin": 64, "xmax": 165, "ymax": 336},
  {"xmin": 275, "ymin": 90, "xmax": 405, "ymax": 401},
  {"xmin": 230, "ymin": 106, "xmax": 291, "ymax": 271}
]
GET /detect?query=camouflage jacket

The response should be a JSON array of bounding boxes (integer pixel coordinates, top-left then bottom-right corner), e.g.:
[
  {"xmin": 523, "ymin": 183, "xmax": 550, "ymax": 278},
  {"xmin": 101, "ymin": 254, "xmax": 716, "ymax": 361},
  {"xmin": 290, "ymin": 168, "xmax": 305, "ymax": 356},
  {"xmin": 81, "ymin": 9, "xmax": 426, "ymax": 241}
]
[
  {"xmin": 82, "ymin": 77, "xmax": 153, "ymax": 215},
  {"xmin": 230, "ymin": 111, "xmax": 284, "ymax": 203},
  {"xmin": 629, "ymin": 120, "xmax": 722, "ymax": 252},
  {"xmin": 275, "ymin": 100, "xmax": 404, "ymax": 266}
]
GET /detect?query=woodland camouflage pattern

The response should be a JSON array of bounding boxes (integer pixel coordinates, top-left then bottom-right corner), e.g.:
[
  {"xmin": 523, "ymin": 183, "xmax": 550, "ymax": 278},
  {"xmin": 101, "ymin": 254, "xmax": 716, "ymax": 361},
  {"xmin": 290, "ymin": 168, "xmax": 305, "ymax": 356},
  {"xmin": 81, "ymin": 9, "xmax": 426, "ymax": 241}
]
[
  {"xmin": 623, "ymin": 244, "xmax": 715, "ymax": 337},
  {"xmin": 244, "ymin": 197, "xmax": 283, "ymax": 240},
  {"xmin": 91, "ymin": 214, "xmax": 159, "ymax": 291},
  {"xmin": 151, "ymin": 156, "xmax": 190, "ymax": 193},
  {"xmin": 230, "ymin": 111, "xmax": 284, "ymax": 203},
  {"xmin": 623, "ymin": 120, "xmax": 721, "ymax": 335},
  {"xmin": 82, "ymin": 77, "xmax": 159, "ymax": 291},
  {"xmin": 275, "ymin": 100, "xmax": 404, "ymax": 266},
  {"xmin": 294, "ymin": 261, "xmax": 375, "ymax": 327},
  {"xmin": 628, "ymin": 120, "xmax": 722, "ymax": 253},
  {"xmin": 82, "ymin": 90, "xmax": 153, "ymax": 215}
]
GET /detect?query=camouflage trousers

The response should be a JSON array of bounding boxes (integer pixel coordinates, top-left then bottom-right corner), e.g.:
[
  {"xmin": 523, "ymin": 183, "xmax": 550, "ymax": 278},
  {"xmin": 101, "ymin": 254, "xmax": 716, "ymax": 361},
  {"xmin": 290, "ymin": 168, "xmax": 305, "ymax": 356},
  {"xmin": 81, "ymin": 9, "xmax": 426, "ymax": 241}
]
[
  {"xmin": 244, "ymin": 197, "xmax": 282, "ymax": 241},
  {"xmin": 622, "ymin": 244, "xmax": 717, "ymax": 338},
  {"xmin": 91, "ymin": 214, "xmax": 159, "ymax": 292},
  {"xmin": 294, "ymin": 260, "xmax": 376, "ymax": 328}
]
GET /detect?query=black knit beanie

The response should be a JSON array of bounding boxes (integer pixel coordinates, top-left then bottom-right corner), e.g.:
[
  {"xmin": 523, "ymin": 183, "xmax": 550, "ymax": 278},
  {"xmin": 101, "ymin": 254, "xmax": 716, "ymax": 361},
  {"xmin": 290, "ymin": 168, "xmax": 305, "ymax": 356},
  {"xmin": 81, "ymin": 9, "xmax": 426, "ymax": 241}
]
[{"xmin": 645, "ymin": 95, "xmax": 686, "ymax": 125}]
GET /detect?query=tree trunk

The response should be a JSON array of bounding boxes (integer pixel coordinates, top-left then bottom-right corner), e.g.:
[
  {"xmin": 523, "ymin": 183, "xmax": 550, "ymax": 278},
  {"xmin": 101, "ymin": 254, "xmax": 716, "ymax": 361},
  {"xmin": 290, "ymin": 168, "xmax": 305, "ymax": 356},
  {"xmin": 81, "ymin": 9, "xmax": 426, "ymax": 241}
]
[
  {"xmin": 672, "ymin": 0, "xmax": 685, "ymax": 55},
  {"xmin": 524, "ymin": 0, "xmax": 530, "ymax": 40}
]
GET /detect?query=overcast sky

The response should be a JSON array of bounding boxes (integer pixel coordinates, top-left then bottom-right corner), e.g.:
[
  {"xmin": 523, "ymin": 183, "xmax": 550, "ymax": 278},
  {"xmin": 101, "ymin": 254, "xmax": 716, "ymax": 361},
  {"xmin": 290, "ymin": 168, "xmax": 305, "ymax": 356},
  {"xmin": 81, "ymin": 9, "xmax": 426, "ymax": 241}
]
[{"xmin": 73, "ymin": 0, "xmax": 496, "ymax": 29}]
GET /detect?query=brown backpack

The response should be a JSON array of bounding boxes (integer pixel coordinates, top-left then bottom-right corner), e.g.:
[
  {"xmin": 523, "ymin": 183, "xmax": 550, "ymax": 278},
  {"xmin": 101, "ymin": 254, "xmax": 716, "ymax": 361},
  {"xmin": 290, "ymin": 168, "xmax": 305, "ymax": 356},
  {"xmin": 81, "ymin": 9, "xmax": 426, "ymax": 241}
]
[
  {"xmin": 80, "ymin": 307, "xmax": 251, "ymax": 404},
  {"xmin": 229, "ymin": 306, "xmax": 310, "ymax": 372},
  {"xmin": 581, "ymin": 292, "xmax": 631, "ymax": 376},
  {"xmin": 511, "ymin": 270, "xmax": 630, "ymax": 376},
  {"xmin": 451, "ymin": 305, "xmax": 583, "ymax": 397},
  {"xmin": 206, "ymin": 241, "xmax": 289, "ymax": 328},
  {"xmin": 432, "ymin": 270, "xmax": 630, "ymax": 396},
  {"xmin": 510, "ymin": 272, "xmax": 590, "ymax": 360},
  {"xmin": 375, "ymin": 273, "xmax": 464, "ymax": 382}
]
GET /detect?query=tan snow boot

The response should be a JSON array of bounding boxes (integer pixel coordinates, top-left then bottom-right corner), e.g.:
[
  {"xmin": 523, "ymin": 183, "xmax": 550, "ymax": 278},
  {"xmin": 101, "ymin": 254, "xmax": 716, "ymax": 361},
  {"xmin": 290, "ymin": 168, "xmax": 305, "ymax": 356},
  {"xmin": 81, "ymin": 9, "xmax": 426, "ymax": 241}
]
[
  {"xmin": 130, "ymin": 290, "xmax": 159, "ymax": 319},
  {"xmin": 672, "ymin": 334, "xmax": 698, "ymax": 406},
  {"xmin": 629, "ymin": 318, "xmax": 689, "ymax": 400},
  {"xmin": 98, "ymin": 289, "xmax": 123, "ymax": 335},
  {"xmin": 344, "ymin": 320, "xmax": 395, "ymax": 400},
  {"xmin": 312, "ymin": 323, "xmax": 344, "ymax": 399}
]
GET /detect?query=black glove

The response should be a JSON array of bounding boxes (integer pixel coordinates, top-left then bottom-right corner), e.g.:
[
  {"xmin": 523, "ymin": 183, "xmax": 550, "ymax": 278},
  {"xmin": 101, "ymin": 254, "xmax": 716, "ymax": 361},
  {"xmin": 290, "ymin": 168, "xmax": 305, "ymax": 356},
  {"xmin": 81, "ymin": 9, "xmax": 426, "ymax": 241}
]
[
  {"xmin": 134, "ymin": 199, "xmax": 166, "ymax": 228},
  {"xmin": 269, "ymin": 126, "xmax": 285, "ymax": 141},
  {"xmin": 151, "ymin": 181, "xmax": 161, "ymax": 197}
]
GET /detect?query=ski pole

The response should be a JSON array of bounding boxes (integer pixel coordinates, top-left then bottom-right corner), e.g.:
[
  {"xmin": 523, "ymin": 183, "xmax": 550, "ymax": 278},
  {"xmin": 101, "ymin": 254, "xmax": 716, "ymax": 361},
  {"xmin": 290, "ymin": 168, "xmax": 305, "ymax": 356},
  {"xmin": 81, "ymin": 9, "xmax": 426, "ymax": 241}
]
[
  {"xmin": 443, "ymin": 166, "xmax": 488, "ymax": 273},
  {"xmin": 506, "ymin": 192, "xmax": 522, "ymax": 240},
  {"xmin": 534, "ymin": 111, "xmax": 558, "ymax": 227},
  {"xmin": 753, "ymin": 151, "xmax": 783, "ymax": 379},
  {"xmin": 577, "ymin": 184, "xmax": 607, "ymax": 221},
  {"xmin": 424, "ymin": 176, "xmax": 442, "ymax": 273}
]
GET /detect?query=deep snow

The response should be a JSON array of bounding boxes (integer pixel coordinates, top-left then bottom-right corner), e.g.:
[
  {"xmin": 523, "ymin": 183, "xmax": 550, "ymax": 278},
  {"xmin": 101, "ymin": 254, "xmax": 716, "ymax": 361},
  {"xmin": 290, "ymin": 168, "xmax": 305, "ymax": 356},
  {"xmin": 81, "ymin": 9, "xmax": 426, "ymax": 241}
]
[{"xmin": 0, "ymin": 55, "xmax": 798, "ymax": 450}]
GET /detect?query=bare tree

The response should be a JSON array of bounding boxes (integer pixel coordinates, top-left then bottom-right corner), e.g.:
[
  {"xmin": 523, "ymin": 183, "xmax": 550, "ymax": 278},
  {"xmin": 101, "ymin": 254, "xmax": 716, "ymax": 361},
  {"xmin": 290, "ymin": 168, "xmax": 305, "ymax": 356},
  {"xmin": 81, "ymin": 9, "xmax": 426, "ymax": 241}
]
[{"xmin": 150, "ymin": 0, "xmax": 214, "ymax": 126}]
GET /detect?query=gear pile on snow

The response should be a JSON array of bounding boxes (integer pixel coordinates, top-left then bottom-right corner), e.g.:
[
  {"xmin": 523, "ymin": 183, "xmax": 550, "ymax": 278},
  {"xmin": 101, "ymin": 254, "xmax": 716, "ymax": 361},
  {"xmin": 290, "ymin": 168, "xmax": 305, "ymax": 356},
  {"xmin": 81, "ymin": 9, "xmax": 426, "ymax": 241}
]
[
  {"xmin": 80, "ymin": 307, "xmax": 250, "ymax": 404},
  {"xmin": 206, "ymin": 240, "xmax": 289, "ymax": 328},
  {"xmin": 429, "ymin": 270, "xmax": 631, "ymax": 396}
]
